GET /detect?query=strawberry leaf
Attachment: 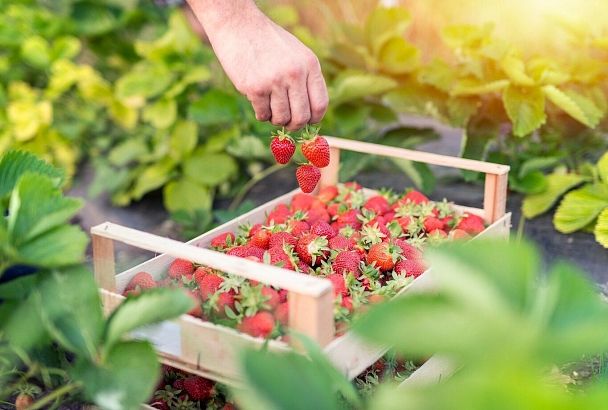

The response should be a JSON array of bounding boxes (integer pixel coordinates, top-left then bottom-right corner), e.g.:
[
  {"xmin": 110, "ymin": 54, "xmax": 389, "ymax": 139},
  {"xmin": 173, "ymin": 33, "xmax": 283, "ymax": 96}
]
[
  {"xmin": 522, "ymin": 172, "xmax": 586, "ymax": 218},
  {"xmin": 593, "ymin": 207, "xmax": 608, "ymax": 248},
  {"xmin": 553, "ymin": 183, "xmax": 608, "ymax": 233}
]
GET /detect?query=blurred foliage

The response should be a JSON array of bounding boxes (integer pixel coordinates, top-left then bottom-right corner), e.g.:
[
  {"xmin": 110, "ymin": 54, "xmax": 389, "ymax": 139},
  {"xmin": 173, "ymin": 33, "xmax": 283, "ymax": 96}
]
[
  {"xmin": 234, "ymin": 239, "xmax": 608, "ymax": 409},
  {"xmin": 0, "ymin": 150, "xmax": 192, "ymax": 408}
]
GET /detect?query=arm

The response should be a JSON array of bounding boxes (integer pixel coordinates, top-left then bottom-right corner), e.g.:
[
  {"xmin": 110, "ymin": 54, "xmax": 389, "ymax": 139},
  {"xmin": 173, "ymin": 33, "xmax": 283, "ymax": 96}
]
[{"xmin": 185, "ymin": 0, "xmax": 329, "ymax": 131}]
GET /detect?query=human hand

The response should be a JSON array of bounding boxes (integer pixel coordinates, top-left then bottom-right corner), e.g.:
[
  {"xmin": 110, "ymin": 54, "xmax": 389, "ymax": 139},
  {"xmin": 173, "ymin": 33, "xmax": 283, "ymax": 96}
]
[{"xmin": 187, "ymin": 0, "xmax": 328, "ymax": 131}]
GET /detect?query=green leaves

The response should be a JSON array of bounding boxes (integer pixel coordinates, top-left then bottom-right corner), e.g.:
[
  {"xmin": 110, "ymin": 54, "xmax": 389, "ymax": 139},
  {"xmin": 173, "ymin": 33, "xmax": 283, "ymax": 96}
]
[
  {"xmin": 183, "ymin": 151, "xmax": 238, "ymax": 186},
  {"xmin": 553, "ymin": 184, "xmax": 608, "ymax": 233},
  {"xmin": 115, "ymin": 63, "xmax": 174, "ymax": 107},
  {"xmin": 188, "ymin": 89, "xmax": 241, "ymax": 126},
  {"xmin": 594, "ymin": 208, "xmax": 608, "ymax": 248},
  {"xmin": 0, "ymin": 150, "xmax": 63, "ymax": 198},
  {"xmin": 163, "ymin": 178, "xmax": 212, "ymax": 213},
  {"xmin": 502, "ymin": 85, "xmax": 546, "ymax": 137},
  {"xmin": 366, "ymin": 6, "xmax": 411, "ymax": 54},
  {"xmin": 522, "ymin": 172, "xmax": 586, "ymax": 218},
  {"xmin": 543, "ymin": 85, "xmax": 604, "ymax": 128},
  {"xmin": 330, "ymin": 72, "xmax": 397, "ymax": 106}
]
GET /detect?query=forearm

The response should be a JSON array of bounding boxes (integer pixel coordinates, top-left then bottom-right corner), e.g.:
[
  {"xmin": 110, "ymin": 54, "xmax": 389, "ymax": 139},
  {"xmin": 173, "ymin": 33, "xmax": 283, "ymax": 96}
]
[{"xmin": 185, "ymin": 0, "xmax": 263, "ymax": 38}]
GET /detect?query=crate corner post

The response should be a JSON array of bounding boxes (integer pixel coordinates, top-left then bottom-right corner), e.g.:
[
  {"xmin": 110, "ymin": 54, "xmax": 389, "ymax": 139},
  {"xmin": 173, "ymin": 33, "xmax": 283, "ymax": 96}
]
[{"xmin": 91, "ymin": 222, "xmax": 116, "ymax": 293}]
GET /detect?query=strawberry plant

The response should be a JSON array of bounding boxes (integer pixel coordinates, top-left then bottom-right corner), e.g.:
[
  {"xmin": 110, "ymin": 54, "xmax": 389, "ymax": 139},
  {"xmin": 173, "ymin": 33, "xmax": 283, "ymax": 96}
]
[{"xmin": 0, "ymin": 150, "xmax": 193, "ymax": 408}]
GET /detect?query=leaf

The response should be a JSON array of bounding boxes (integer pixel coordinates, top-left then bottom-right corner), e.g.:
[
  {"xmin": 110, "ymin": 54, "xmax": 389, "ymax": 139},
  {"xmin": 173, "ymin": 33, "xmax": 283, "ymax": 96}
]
[
  {"xmin": 108, "ymin": 138, "xmax": 149, "ymax": 167},
  {"xmin": 130, "ymin": 158, "xmax": 175, "ymax": 200},
  {"xmin": 451, "ymin": 79, "xmax": 509, "ymax": 96},
  {"xmin": 142, "ymin": 98, "xmax": 177, "ymax": 129},
  {"xmin": 21, "ymin": 36, "xmax": 51, "ymax": 68},
  {"xmin": 72, "ymin": 341, "xmax": 160, "ymax": 410},
  {"xmin": 597, "ymin": 152, "xmax": 608, "ymax": 184},
  {"xmin": 164, "ymin": 66, "xmax": 211, "ymax": 98},
  {"xmin": 378, "ymin": 37, "xmax": 419, "ymax": 74},
  {"xmin": 509, "ymin": 171, "xmax": 547, "ymax": 194},
  {"xmin": 104, "ymin": 288, "xmax": 192, "ymax": 351},
  {"xmin": 183, "ymin": 151, "xmax": 237, "ymax": 186},
  {"xmin": 554, "ymin": 184, "xmax": 608, "ymax": 233},
  {"xmin": 51, "ymin": 36, "xmax": 81, "ymax": 60},
  {"xmin": 502, "ymin": 85, "xmax": 546, "ymax": 137},
  {"xmin": 188, "ymin": 89, "xmax": 241, "ymax": 126},
  {"xmin": 36, "ymin": 266, "xmax": 103, "ymax": 359},
  {"xmin": 115, "ymin": 63, "xmax": 174, "ymax": 107},
  {"xmin": 108, "ymin": 99, "xmax": 138, "ymax": 129},
  {"xmin": 0, "ymin": 150, "xmax": 63, "ymax": 198},
  {"xmin": 16, "ymin": 225, "xmax": 88, "ymax": 268},
  {"xmin": 500, "ymin": 54, "xmax": 535, "ymax": 86},
  {"xmin": 163, "ymin": 178, "xmax": 212, "ymax": 213},
  {"xmin": 543, "ymin": 85, "xmax": 604, "ymax": 128},
  {"xmin": 366, "ymin": 6, "xmax": 411, "ymax": 54},
  {"xmin": 330, "ymin": 72, "xmax": 397, "ymax": 106},
  {"xmin": 389, "ymin": 158, "xmax": 435, "ymax": 193},
  {"xmin": 71, "ymin": 2, "xmax": 120, "ymax": 36},
  {"xmin": 169, "ymin": 120, "xmax": 198, "ymax": 160},
  {"xmin": 519, "ymin": 156, "xmax": 562, "ymax": 178},
  {"xmin": 227, "ymin": 135, "xmax": 270, "ymax": 160},
  {"xmin": 594, "ymin": 208, "xmax": 608, "ymax": 248},
  {"xmin": 522, "ymin": 172, "xmax": 586, "ymax": 218},
  {"xmin": 460, "ymin": 121, "xmax": 497, "ymax": 181}
]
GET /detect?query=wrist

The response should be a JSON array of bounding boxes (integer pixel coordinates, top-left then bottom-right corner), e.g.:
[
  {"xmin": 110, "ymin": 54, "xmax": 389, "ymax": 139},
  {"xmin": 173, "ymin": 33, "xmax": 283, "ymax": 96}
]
[{"xmin": 186, "ymin": 0, "xmax": 263, "ymax": 38}]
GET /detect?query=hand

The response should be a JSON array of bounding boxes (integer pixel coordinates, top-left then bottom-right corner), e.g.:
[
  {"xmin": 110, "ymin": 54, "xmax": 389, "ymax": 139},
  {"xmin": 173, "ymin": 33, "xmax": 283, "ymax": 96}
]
[{"xmin": 187, "ymin": 0, "xmax": 328, "ymax": 131}]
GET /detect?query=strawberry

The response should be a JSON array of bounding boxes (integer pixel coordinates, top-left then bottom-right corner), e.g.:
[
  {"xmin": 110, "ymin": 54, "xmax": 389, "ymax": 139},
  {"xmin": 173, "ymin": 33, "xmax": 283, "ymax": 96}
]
[
  {"xmin": 456, "ymin": 213, "xmax": 485, "ymax": 235},
  {"xmin": 395, "ymin": 259, "xmax": 427, "ymax": 277},
  {"xmin": 270, "ymin": 131, "xmax": 296, "ymax": 164},
  {"xmin": 210, "ymin": 232, "xmax": 235, "ymax": 249},
  {"xmin": 182, "ymin": 376, "xmax": 214, "ymax": 401},
  {"xmin": 363, "ymin": 196, "xmax": 390, "ymax": 215},
  {"xmin": 186, "ymin": 290, "xmax": 203, "ymax": 318},
  {"xmin": 423, "ymin": 216, "xmax": 445, "ymax": 233},
  {"xmin": 279, "ymin": 289, "xmax": 288, "ymax": 303},
  {"xmin": 249, "ymin": 223, "xmax": 263, "ymax": 237},
  {"xmin": 296, "ymin": 233, "xmax": 329, "ymax": 266},
  {"xmin": 168, "ymin": 259, "xmax": 195, "ymax": 280},
  {"xmin": 193, "ymin": 266, "xmax": 212, "ymax": 287},
  {"xmin": 336, "ymin": 209, "xmax": 361, "ymax": 229},
  {"xmin": 341, "ymin": 296, "xmax": 354, "ymax": 312},
  {"xmin": 449, "ymin": 228, "xmax": 471, "ymax": 240},
  {"xmin": 329, "ymin": 234, "xmax": 352, "ymax": 251},
  {"xmin": 327, "ymin": 203, "xmax": 341, "ymax": 218},
  {"xmin": 306, "ymin": 206, "xmax": 330, "ymax": 224},
  {"xmin": 227, "ymin": 245, "xmax": 265, "ymax": 260},
  {"xmin": 268, "ymin": 246, "xmax": 295, "ymax": 270},
  {"xmin": 296, "ymin": 164, "xmax": 321, "ymax": 193},
  {"xmin": 310, "ymin": 220, "xmax": 336, "ymax": 238},
  {"xmin": 262, "ymin": 286, "xmax": 281, "ymax": 310},
  {"xmin": 394, "ymin": 239, "xmax": 423, "ymax": 260},
  {"xmin": 288, "ymin": 219, "xmax": 310, "ymax": 236},
  {"xmin": 301, "ymin": 130, "xmax": 330, "ymax": 168},
  {"xmin": 268, "ymin": 232, "xmax": 297, "ymax": 249},
  {"xmin": 199, "ymin": 274, "xmax": 224, "ymax": 300},
  {"xmin": 291, "ymin": 193, "xmax": 316, "ymax": 211},
  {"xmin": 250, "ymin": 228, "xmax": 272, "ymax": 249},
  {"xmin": 238, "ymin": 311, "xmax": 275, "ymax": 338},
  {"xmin": 124, "ymin": 271, "xmax": 156, "ymax": 295},
  {"xmin": 275, "ymin": 302, "xmax": 289, "ymax": 326},
  {"xmin": 297, "ymin": 260, "xmax": 311, "ymax": 273},
  {"xmin": 327, "ymin": 273, "xmax": 348, "ymax": 296},
  {"xmin": 318, "ymin": 185, "xmax": 338, "ymax": 203},
  {"xmin": 402, "ymin": 190, "xmax": 429, "ymax": 204},
  {"xmin": 366, "ymin": 242, "xmax": 400, "ymax": 272},
  {"xmin": 15, "ymin": 394, "xmax": 34, "ymax": 410},
  {"xmin": 215, "ymin": 291, "xmax": 236, "ymax": 316},
  {"xmin": 332, "ymin": 250, "xmax": 361, "ymax": 275},
  {"xmin": 396, "ymin": 216, "xmax": 412, "ymax": 231},
  {"xmin": 368, "ymin": 294, "xmax": 386, "ymax": 304},
  {"xmin": 344, "ymin": 181, "xmax": 362, "ymax": 191},
  {"xmin": 266, "ymin": 204, "xmax": 291, "ymax": 224}
]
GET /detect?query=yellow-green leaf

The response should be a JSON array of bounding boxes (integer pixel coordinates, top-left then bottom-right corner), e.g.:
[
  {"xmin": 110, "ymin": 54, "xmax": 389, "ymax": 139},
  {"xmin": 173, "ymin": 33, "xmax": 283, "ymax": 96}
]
[
  {"xmin": 451, "ymin": 79, "xmax": 509, "ymax": 96},
  {"xmin": 142, "ymin": 98, "xmax": 176, "ymax": 129},
  {"xmin": 378, "ymin": 37, "xmax": 420, "ymax": 75},
  {"xmin": 109, "ymin": 99, "xmax": 138, "ymax": 130},
  {"xmin": 598, "ymin": 152, "xmax": 608, "ymax": 185},
  {"xmin": 366, "ymin": 7, "xmax": 411, "ymax": 55},
  {"xmin": 554, "ymin": 184, "xmax": 608, "ymax": 233},
  {"xmin": 183, "ymin": 151, "xmax": 237, "ymax": 186},
  {"xmin": 163, "ymin": 178, "xmax": 212, "ymax": 212},
  {"xmin": 543, "ymin": 85, "xmax": 603, "ymax": 128},
  {"xmin": 169, "ymin": 120, "xmax": 198, "ymax": 160},
  {"xmin": 21, "ymin": 36, "xmax": 51, "ymax": 68},
  {"xmin": 500, "ymin": 54, "xmax": 535, "ymax": 86},
  {"xmin": 131, "ymin": 159, "xmax": 175, "ymax": 200},
  {"xmin": 502, "ymin": 85, "xmax": 546, "ymax": 137},
  {"xmin": 522, "ymin": 172, "xmax": 586, "ymax": 218},
  {"xmin": 330, "ymin": 72, "xmax": 397, "ymax": 105},
  {"xmin": 594, "ymin": 208, "xmax": 608, "ymax": 248}
]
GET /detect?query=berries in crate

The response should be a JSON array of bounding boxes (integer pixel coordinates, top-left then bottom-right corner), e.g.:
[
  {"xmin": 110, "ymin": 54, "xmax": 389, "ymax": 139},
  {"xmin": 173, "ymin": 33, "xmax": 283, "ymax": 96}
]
[{"xmin": 91, "ymin": 137, "xmax": 511, "ymax": 387}]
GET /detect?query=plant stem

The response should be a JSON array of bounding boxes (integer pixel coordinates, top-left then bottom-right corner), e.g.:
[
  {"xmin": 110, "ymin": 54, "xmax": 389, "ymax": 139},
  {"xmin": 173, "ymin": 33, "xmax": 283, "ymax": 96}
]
[
  {"xmin": 228, "ymin": 164, "xmax": 284, "ymax": 211},
  {"xmin": 28, "ymin": 383, "xmax": 81, "ymax": 410},
  {"xmin": 516, "ymin": 212, "xmax": 526, "ymax": 242}
]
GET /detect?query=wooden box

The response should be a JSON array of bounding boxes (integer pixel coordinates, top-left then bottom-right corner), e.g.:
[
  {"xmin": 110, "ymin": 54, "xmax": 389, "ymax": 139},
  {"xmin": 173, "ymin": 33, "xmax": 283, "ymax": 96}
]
[{"xmin": 91, "ymin": 136, "xmax": 511, "ymax": 387}]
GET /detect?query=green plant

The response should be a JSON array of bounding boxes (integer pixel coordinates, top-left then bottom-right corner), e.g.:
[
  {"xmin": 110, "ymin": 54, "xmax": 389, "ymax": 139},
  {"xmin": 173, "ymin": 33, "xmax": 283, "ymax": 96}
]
[
  {"xmin": 523, "ymin": 151, "xmax": 608, "ymax": 247},
  {"xmin": 0, "ymin": 150, "xmax": 193, "ymax": 408},
  {"xmin": 232, "ymin": 239, "xmax": 608, "ymax": 409}
]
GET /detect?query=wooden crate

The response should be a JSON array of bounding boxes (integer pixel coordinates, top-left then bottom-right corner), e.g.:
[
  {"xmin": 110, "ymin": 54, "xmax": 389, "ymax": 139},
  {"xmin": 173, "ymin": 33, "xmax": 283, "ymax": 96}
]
[{"xmin": 91, "ymin": 136, "xmax": 511, "ymax": 386}]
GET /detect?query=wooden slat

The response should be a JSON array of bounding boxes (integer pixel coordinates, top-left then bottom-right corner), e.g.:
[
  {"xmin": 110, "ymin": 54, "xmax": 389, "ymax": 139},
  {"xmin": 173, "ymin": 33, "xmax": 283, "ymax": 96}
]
[
  {"xmin": 92, "ymin": 234, "xmax": 116, "ymax": 292},
  {"xmin": 318, "ymin": 147, "xmax": 341, "ymax": 189},
  {"xmin": 99, "ymin": 289, "xmax": 124, "ymax": 316},
  {"xmin": 483, "ymin": 173, "xmax": 509, "ymax": 223},
  {"xmin": 324, "ymin": 136, "xmax": 510, "ymax": 175},
  {"xmin": 91, "ymin": 223, "xmax": 332, "ymax": 298},
  {"xmin": 288, "ymin": 289, "xmax": 335, "ymax": 348}
]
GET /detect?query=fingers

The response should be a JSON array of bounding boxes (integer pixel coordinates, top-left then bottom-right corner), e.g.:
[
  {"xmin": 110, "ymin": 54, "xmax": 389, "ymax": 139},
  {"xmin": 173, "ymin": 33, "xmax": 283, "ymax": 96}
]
[
  {"xmin": 249, "ymin": 92, "xmax": 271, "ymax": 122},
  {"xmin": 307, "ymin": 59, "xmax": 329, "ymax": 124},
  {"xmin": 269, "ymin": 87, "xmax": 291, "ymax": 126},
  {"xmin": 285, "ymin": 76, "xmax": 311, "ymax": 131}
]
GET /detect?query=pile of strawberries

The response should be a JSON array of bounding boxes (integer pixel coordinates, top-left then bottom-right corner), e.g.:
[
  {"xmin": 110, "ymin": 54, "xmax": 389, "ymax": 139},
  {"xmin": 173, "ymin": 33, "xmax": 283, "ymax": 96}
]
[
  {"xmin": 124, "ymin": 182, "xmax": 486, "ymax": 340},
  {"xmin": 150, "ymin": 365, "xmax": 234, "ymax": 410},
  {"xmin": 269, "ymin": 125, "xmax": 329, "ymax": 193}
]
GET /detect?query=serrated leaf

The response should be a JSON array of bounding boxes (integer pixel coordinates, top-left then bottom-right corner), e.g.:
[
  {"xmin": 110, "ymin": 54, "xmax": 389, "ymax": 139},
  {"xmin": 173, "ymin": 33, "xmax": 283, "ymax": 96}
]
[
  {"xmin": 509, "ymin": 171, "xmax": 547, "ymax": 194},
  {"xmin": 16, "ymin": 225, "xmax": 88, "ymax": 268},
  {"xmin": 188, "ymin": 89, "xmax": 241, "ymax": 126},
  {"xmin": 519, "ymin": 156, "xmax": 562, "ymax": 178},
  {"xmin": 378, "ymin": 37, "xmax": 419, "ymax": 74},
  {"xmin": 163, "ymin": 178, "xmax": 212, "ymax": 213},
  {"xmin": 597, "ymin": 152, "xmax": 608, "ymax": 184},
  {"xmin": 451, "ymin": 79, "xmax": 509, "ymax": 96},
  {"xmin": 0, "ymin": 150, "xmax": 63, "ymax": 198},
  {"xmin": 502, "ymin": 85, "xmax": 546, "ymax": 137},
  {"xmin": 104, "ymin": 288, "xmax": 192, "ymax": 350},
  {"xmin": 366, "ymin": 6, "xmax": 411, "ymax": 55},
  {"xmin": 142, "ymin": 98, "xmax": 177, "ymax": 129},
  {"xmin": 330, "ymin": 72, "xmax": 397, "ymax": 106},
  {"xmin": 183, "ymin": 151, "xmax": 237, "ymax": 186},
  {"xmin": 500, "ymin": 54, "xmax": 535, "ymax": 86},
  {"xmin": 130, "ymin": 159, "xmax": 175, "ymax": 200},
  {"xmin": 169, "ymin": 120, "xmax": 198, "ymax": 160},
  {"xmin": 522, "ymin": 172, "xmax": 586, "ymax": 218},
  {"xmin": 543, "ymin": 85, "xmax": 603, "ymax": 128},
  {"xmin": 594, "ymin": 208, "xmax": 608, "ymax": 248},
  {"xmin": 554, "ymin": 184, "xmax": 608, "ymax": 233}
]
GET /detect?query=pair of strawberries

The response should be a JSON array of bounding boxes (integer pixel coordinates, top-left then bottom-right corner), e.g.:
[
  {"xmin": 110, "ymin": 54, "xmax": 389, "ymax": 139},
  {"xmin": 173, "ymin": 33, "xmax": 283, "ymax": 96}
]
[{"xmin": 269, "ymin": 125, "xmax": 330, "ymax": 193}]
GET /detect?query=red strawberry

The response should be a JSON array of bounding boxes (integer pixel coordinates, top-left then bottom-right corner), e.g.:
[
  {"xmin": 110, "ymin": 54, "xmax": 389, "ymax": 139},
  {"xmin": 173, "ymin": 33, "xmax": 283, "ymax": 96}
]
[
  {"xmin": 296, "ymin": 233, "xmax": 329, "ymax": 266},
  {"xmin": 291, "ymin": 193, "xmax": 316, "ymax": 211},
  {"xmin": 250, "ymin": 228, "xmax": 272, "ymax": 249},
  {"xmin": 275, "ymin": 302, "xmax": 289, "ymax": 326},
  {"xmin": 344, "ymin": 181, "xmax": 362, "ymax": 191},
  {"xmin": 336, "ymin": 209, "xmax": 361, "ymax": 229},
  {"xmin": 279, "ymin": 289, "xmax": 288, "ymax": 303},
  {"xmin": 384, "ymin": 211, "xmax": 395, "ymax": 221},
  {"xmin": 449, "ymin": 228, "xmax": 471, "ymax": 240},
  {"xmin": 268, "ymin": 246, "xmax": 295, "ymax": 270},
  {"xmin": 262, "ymin": 286, "xmax": 281, "ymax": 310},
  {"xmin": 366, "ymin": 242, "xmax": 400, "ymax": 272},
  {"xmin": 456, "ymin": 214, "xmax": 485, "ymax": 235},
  {"xmin": 288, "ymin": 219, "xmax": 310, "ymax": 236},
  {"xmin": 173, "ymin": 379, "xmax": 185, "ymax": 390},
  {"xmin": 306, "ymin": 206, "xmax": 330, "ymax": 224},
  {"xmin": 429, "ymin": 229, "xmax": 448, "ymax": 238},
  {"xmin": 318, "ymin": 185, "xmax": 338, "ymax": 203},
  {"xmin": 327, "ymin": 273, "xmax": 348, "ymax": 296},
  {"xmin": 269, "ymin": 232, "xmax": 297, "ymax": 249},
  {"xmin": 210, "ymin": 232, "xmax": 235, "ymax": 249},
  {"xmin": 332, "ymin": 250, "xmax": 361, "ymax": 275},
  {"xmin": 270, "ymin": 132, "xmax": 296, "ymax": 164},
  {"xmin": 266, "ymin": 204, "xmax": 291, "ymax": 224},
  {"xmin": 395, "ymin": 259, "xmax": 427, "ymax": 277},
  {"xmin": 363, "ymin": 196, "xmax": 390, "ymax": 215},
  {"xmin": 215, "ymin": 291, "xmax": 236, "ymax": 316},
  {"xmin": 168, "ymin": 259, "xmax": 195, "ymax": 279},
  {"xmin": 329, "ymin": 235, "xmax": 352, "ymax": 251},
  {"xmin": 238, "ymin": 311, "xmax": 275, "ymax": 338},
  {"xmin": 396, "ymin": 216, "xmax": 412, "ymax": 231},
  {"xmin": 394, "ymin": 239, "xmax": 423, "ymax": 260},
  {"xmin": 15, "ymin": 394, "xmax": 34, "ymax": 410},
  {"xmin": 183, "ymin": 376, "xmax": 214, "ymax": 400},
  {"xmin": 301, "ymin": 135, "xmax": 330, "ymax": 168},
  {"xmin": 310, "ymin": 220, "xmax": 336, "ymax": 238},
  {"xmin": 327, "ymin": 203, "xmax": 341, "ymax": 218},
  {"xmin": 186, "ymin": 290, "xmax": 203, "ymax": 318},
  {"xmin": 341, "ymin": 296, "xmax": 354, "ymax": 312},
  {"xmin": 296, "ymin": 164, "xmax": 321, "ymax": 193},
  {"xmin": 297, "ymin": 260, "xmax": 311, "ymax": 273},
  {"xmin": 124, "ymin": 272, "xmax": 156, "ymax": 295},
  {"xmin": 402, "ymin": 190, "xmax": 429, "ymax": 204},
  {"xmin": 193, "ymin": 266, "xmax": 212, "ymax": 287},
  {"xmin": 249, "ymin": 223, "xmax": 263, "ymax": 237},
  {"xmin": 199, "ymin": 274, "xmax": 224, "ymax": 300},
  {"xmin": 423, "ymin": 216, "xmax": 446, "ymax": 233}
]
